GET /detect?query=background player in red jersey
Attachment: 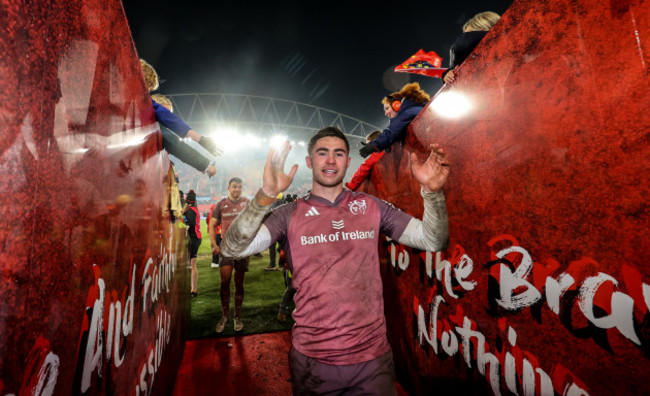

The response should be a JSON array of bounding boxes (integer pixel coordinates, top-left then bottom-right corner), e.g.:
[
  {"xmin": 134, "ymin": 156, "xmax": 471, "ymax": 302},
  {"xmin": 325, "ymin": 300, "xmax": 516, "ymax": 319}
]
[{"xmin": 209, "ymin": 177, "xmax": 250, "ymax": 332}]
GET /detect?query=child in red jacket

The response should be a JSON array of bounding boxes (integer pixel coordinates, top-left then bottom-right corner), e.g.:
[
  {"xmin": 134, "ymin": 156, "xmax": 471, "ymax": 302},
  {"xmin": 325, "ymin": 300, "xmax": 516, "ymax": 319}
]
[{"xmin": 346, "ymin": 131, "xmax": 384, "ymax": 191}]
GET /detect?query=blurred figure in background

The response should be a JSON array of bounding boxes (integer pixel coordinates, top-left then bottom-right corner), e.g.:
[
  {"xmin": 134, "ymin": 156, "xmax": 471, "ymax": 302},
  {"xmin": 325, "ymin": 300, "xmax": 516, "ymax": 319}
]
[
  {"xmin": 265, "ymin": 193, "xmax": 285, "ymax": 271},
  {"xmin": 277, "ymin": 248, "xmax": 295, "ymax": 322},
  {"xmin": 442, "ymin": 11, "xmax": 501, "ymax": 84},
  {"xmin": 205, "ymin": 202, "xmax": 221, "ymax": 268},
  {"xmin": 183, "ymin": 190, "xmax": 202, "ymax": 297}
]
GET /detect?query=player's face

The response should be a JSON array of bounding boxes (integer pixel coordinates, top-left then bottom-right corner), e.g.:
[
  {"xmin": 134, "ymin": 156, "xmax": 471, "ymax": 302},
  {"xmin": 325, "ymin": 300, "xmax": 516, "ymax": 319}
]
[
  {"xmin": 228, "ymin": 182, "xmax": 242, "ymax": 200},
  {"xmin": 384, "ymin": 103, "xmax": 397, "ymax": 119},
  {"xmin": 306, "ymin": 136, "xmax": 351, "ymax": 188}
]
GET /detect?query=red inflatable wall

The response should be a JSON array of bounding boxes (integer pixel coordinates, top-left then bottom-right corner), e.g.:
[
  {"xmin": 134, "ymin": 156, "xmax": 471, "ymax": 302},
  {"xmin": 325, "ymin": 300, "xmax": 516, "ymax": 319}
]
[
  {"xmin": 370, "ymin": 0, "xmax": 649, "ymax": 394},
  {"xmin": 0, "ymin": 0, "xmax": 189, "ymax": 394}
]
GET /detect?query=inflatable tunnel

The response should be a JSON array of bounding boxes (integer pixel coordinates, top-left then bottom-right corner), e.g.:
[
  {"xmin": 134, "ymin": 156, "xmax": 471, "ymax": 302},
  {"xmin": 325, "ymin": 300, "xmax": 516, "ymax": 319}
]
[
  {"xmin": 0, "ymin": 0, "xmax": 189, "ymax": 394},
  {"xmin": 0, "ymin": 0, "xmax": 648, "ymax": 394},
  {"xmin": 368, "ymin": 0, "xmax": 650, "ymax": 395}
]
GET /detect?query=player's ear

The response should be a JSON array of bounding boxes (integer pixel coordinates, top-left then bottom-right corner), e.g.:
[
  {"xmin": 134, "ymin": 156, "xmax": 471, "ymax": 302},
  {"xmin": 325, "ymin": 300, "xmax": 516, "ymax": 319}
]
[{"xmin": 306, "ymin": 155, "xmax": 313, "ymax": 169}]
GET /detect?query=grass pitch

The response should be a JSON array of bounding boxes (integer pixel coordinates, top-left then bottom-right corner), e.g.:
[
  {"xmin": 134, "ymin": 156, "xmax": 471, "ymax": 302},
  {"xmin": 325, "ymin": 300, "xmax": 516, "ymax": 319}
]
[{"xmin": 188, "ymin": 222, "xmax": 294, "ymax": 339}]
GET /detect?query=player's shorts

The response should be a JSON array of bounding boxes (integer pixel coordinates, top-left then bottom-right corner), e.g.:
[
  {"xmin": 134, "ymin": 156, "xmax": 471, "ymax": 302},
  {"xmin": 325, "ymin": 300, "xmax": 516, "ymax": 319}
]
[
  {"xmin": 289, "ymin": 348, "xmax": 397, "ymax": 396},
  {"xmin": 188, "ymin": 237, "xmax": 201, "ymax": 259},
  {"xmin": 219, "ymin": 256, "xmax": 250, "ymax": 272}
]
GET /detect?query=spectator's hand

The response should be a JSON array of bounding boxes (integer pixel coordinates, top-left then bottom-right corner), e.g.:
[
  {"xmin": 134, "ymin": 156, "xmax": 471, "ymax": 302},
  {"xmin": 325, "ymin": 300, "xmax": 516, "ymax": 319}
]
[
  {"xmin": 411, "ymin": 144, "xmax": 450, "ymax": 193},
  {"xmin": 443, "ymin": 69, "xmax": 456, "ymax": 84},
  {"xmin": 198, "ymin": 136, "xmax": 224, "ymax": 156},
  {"xmin": 187, "ymin": 129, "xmax": 201, "ymax": 142},
  {"xmin": 205, "ymin": 165, "xmax": 217, "ymax": 177},
  {"xmin": 359, "ymin": 144, "xmax": 376, "ymax": 158},
  {"xmin": 262, "ymin": 141, "xmax": 298, "ymax": 197},
  {"xmin": 212, "ymin": 244, "xmax": 221, "ymax": 255}
]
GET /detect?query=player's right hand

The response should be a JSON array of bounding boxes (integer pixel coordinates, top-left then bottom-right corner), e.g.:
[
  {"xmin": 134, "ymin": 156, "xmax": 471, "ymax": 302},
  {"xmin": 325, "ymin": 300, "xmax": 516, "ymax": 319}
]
[{"xmin": 262, "ymin": 141, "xmax": 298, "ymax": 197}]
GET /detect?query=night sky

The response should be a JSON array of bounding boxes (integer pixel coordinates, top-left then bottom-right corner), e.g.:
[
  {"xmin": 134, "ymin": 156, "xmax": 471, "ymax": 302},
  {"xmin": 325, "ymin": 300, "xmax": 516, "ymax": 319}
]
[{"xmin": 124, "ymin": 0, "xmax": 514, "ymax": 129}]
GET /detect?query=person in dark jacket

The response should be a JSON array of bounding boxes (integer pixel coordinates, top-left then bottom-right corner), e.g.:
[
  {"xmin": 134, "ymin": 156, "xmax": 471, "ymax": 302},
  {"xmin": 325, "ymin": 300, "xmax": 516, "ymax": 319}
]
[
  {"xmin": 264, "ymin": 193, "xmax": 286, "ymax": 270},
  {"xmin": 152, "ymin": 94, "xmax": 216, "ymax": 177},
  {"xmin": 140, "ymin": 59, "xmax": 222, "ymax": 157},
  {"xmin": 442, "ymin": 11, "xmax": 501, "ymax": 84},
  {"xmin": 359, "ymin": 82, "xmax": 430, "ymax": 157},
  {"xmin": 183, "ymin": 190, "xmax": 202, "ymax": 297}
]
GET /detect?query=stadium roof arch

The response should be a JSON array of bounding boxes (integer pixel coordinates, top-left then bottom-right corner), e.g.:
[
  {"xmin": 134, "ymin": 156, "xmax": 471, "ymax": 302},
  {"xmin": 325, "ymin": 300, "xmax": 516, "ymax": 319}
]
[{"xmin": 166, "ymin": 93, "xmax": 383, "ymax": 140}]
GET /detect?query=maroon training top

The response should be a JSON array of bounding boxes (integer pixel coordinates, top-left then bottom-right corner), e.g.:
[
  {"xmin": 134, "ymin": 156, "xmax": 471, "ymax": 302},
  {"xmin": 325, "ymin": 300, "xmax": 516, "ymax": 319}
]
[
  {"xmin": 212, "ymin": 196, "xmax": 250, "ymax": 234},
  {"xmin": 264, "ymin": 189, "xmax": 412, "ymax": 364}
]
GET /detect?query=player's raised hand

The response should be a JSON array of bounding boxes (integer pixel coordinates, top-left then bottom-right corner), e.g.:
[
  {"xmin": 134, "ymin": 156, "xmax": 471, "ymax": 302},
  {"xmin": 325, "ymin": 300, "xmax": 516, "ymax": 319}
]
[
  {"xmin": 411, "ymin": 144, "xmax": 450, "ymax": 192},
  {"xmin": 262, "ymin": 140, "xmax": 299, "ymax": 196}
]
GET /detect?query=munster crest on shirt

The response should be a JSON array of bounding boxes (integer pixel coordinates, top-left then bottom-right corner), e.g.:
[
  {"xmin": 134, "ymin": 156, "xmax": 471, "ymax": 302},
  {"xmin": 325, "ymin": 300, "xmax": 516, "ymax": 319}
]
[{"xmin": 348, "ymin": 199, "xmax": 367, "ymax": 215}]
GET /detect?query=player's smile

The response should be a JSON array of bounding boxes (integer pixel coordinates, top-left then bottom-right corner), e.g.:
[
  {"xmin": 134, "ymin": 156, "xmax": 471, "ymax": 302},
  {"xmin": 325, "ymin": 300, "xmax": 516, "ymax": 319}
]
[{"xmin": 307, "ymin": 136, "xmax": 350, "ymax": 188}]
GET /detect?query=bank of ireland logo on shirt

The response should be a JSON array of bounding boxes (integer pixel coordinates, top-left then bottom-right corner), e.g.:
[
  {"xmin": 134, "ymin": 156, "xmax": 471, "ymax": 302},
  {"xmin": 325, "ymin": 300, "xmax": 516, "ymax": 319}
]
[
  {"xmin": 332, "ymin": 220, "xmax": 344, "ymax": 230},
  {"xmin": 348, "ymin": 199, "xmax": 367, "ymax": 215}
]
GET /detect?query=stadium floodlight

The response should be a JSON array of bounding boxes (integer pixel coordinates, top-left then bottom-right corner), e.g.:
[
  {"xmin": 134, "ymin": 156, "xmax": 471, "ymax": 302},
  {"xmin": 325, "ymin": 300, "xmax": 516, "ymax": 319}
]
[
  {"xmin": 269, "ymin": 135, "xmax": 288, "ymax": 148},
  {"xmin": 210, "ymin": 126, "xmax": 237, "ymax": 140},
  {"xmin": 208, "ymin": 126, "xmax": 263, "ymax": 152},
  {"xmin": 430, "ymin": 92, "xmax": 472, "ymax": 119},
  {"xmin": 246, "ymin": 133, "xmax": 263, "ymax": 148}
]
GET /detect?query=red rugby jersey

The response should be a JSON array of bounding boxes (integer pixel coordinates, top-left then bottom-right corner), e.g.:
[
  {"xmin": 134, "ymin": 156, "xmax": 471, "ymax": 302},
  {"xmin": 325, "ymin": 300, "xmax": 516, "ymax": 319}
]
[
  {"xmin": 264, "ymin": 190, "xmax": 412, "ymax": 365},
  {"xmin": 212, "ymin": 197, "xmax": 249, "ymax": 234}
]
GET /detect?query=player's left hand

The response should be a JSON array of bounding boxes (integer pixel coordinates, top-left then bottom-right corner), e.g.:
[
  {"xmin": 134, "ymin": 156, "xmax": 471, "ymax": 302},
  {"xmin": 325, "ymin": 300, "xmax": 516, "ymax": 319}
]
[{"xmin": 410, "ymin": 144, "xmax": 450, "ymax": 192}]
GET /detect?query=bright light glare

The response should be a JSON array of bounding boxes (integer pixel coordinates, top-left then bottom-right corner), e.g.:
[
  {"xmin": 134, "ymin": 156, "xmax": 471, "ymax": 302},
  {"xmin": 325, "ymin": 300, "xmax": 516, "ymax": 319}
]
[
  {"xmin": 431, "ymin": 92, "xmax": 472, "ymax": 119},
  {"xmin": 208, "ymin": 127, "xmax": 265, "ymax": 151},
  {"xmin": 246, "ymin": 133, "xmax": 262, "ymax": 148},
  {"xmin": 71, "ymin": 148, "xmax": 90, "ymax": 154},
  {"xmin": 298, "ymin": 141, "xmax": 306, "ymax": 147},
  {"xmin": 269, "ymin": 135, "xmax": 287, "ymax": 148},
  {"xmin": 210, "ymin": 127, "xmax": 237, "ymax": 141}
]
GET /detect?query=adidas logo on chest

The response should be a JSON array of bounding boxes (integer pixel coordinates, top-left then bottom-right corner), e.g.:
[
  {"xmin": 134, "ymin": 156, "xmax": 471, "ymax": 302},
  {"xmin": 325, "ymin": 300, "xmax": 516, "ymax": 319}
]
[{"xmin": 304, "ymin": 206, "xmax": 320, "ymax": 216}]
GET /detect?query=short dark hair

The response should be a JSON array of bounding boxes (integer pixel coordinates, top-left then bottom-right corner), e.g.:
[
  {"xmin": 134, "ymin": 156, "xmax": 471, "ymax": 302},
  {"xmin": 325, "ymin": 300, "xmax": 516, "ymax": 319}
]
[
  {"xmin": 307, "ymin": 126, "xmax": 350, "ymax": 154},
  {"xmin": 228, "ymin": 177, "xmax": 242, "ymax": 186}
]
